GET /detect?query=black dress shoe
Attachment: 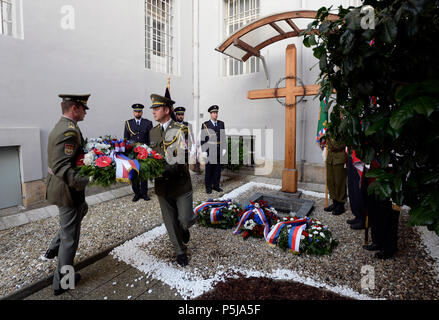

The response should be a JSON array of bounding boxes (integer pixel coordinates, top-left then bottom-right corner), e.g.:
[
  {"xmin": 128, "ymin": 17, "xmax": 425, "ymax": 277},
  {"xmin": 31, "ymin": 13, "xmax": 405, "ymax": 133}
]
[
  {"xmin": 53, "ymin": 273, "xmax": 81, "ymax": 296},
  {"xmin": 332, "ymin": 203, "xmax": 345, "ymax": 215},
  {"xmin": 142, "ymin": 195, "xmax": 151, "ymax": 201},
  {"xmin": 375, "ymin": 250, "xmax": 394, "ymax": 260},
  {"xmin": 176, "ymin": 253, "xmax": 188, "ymax": 267},
  {"xmin": 363, "ymin": 243, "xmax": 381, "ymax": 251},
  {"xmin": 43, "ymin": 249, "xmax": 58, "ymax": 260},
  {"xmin": 350, "ymin": 222, "xmax": 365, "ymax": 230},
  {"xmin": 346, "ymin": 218, "xmax": 358, "ymax": 224},
  {"xmin": 132, "ymin": 195, "xmax": 140, "ymax": 202},
  {"xmin": 182, "ymin": 229, "xmax": 190, "ymax": 244},
  {"xmin": 213, "ymin": 187, "xmax": 223, "ymax": 192},
  {"xmin": 206, "ymin": 189, "xmax": 212, "ymax": 194},
  {"xmin": 324, "ymin": 202, "xmax": 337, "ymax": 212}
]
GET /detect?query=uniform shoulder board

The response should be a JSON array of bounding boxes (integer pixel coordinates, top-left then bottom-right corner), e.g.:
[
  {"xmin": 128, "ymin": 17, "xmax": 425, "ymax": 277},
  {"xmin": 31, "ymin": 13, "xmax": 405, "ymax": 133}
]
[{"xmin": 64, "ymin": 130, "xmax": 78, "ymax": 137}]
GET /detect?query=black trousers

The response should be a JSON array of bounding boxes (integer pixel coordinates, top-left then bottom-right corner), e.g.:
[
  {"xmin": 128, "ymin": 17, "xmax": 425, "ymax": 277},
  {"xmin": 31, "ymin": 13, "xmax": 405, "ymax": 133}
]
[
  {"xmin": 132, "ymin": 180, "xmax": 148, "ymax": 197},
  {"xmin": 367, "ymin": 194, "xmax": 400, "ymax": 254},
  {"xmin": 347, "ymin": 156, "xmax": 367, "ymax": 224},
  {"xmin": 205, "ymin": 163, "xmax": 221, "ymax": 190}
]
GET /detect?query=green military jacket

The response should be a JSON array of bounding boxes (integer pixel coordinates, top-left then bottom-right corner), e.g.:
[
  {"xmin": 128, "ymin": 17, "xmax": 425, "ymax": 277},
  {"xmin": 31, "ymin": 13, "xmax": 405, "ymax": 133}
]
[
  {"xmin": 46, "ymin": 117, "xmax": 87, "ymax": 207},
  {"xmin": 326, "ymin": 136, "xmax": 346, "ymax": 166},
  {"xmin": 149, "ymin": 120, "xmax": 192, "ymax": 197}
]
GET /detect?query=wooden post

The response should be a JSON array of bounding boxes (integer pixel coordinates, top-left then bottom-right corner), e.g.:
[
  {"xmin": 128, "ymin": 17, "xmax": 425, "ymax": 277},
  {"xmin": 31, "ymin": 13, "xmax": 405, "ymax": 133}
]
[
  {"xmin": 247, "ymin": 44, "xmax": 320, "ymax": 194},
  {"xmin": 282, "ymin": 44, "xmax": 298, "ymax": 193}
]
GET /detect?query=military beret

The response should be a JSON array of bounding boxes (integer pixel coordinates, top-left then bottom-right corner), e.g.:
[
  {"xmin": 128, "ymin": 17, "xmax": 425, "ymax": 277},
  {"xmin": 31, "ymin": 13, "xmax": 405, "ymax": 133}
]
[
  {"xmin": 174, "ymin": 106, "xmax": 186, "ymax": 114},
  {"xmin": 150, "ymin": 93, "xmax": 175, "ymax": 109},
  {"xmin": 208, "ymin": 105, "xmax": 219, "ymax": 113},
  {"xmin": 59, "ymin": 94, "xmax": 90, "ymax": 110},
  {"xmin": 131, "ymin": 103, "xmax": 144, "ymax": 112}
]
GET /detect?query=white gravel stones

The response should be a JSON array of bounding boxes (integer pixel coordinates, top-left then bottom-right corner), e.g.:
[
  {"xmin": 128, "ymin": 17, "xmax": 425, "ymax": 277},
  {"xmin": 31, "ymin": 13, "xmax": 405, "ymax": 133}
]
[{"xmin": 110, "ymin": 181, "xmax": 439, "ymax": 300}]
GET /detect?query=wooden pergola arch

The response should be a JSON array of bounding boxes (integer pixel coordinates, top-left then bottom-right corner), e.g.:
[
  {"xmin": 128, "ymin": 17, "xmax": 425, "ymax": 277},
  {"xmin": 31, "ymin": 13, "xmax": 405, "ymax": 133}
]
[
  {"xmin": 215, "ymin": 10, "xmax": 338, "ymax": 63},
  {"xmin": 216, "ymin": 10, "xmax": 339, "ymax": 194}
]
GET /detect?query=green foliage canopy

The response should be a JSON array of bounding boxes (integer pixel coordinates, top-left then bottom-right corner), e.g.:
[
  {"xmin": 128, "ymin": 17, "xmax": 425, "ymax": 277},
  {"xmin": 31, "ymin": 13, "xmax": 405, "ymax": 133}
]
[{"xmin": 302, "ymin": 0, "xmax": 439, "ymax": 234}]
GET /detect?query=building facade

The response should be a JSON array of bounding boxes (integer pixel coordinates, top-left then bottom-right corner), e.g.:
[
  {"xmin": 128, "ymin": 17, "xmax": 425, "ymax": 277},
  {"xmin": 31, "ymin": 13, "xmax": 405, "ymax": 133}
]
[{"xmin": 0, "ymin": 0, "xmax": 361, "ymax": 209}]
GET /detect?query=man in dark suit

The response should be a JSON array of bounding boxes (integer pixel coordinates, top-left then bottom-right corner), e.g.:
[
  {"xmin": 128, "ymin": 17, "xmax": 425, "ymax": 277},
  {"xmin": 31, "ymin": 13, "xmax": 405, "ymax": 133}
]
[
  {"xmin": 201, "ymin": 105, "xmax": 227, "ymax": 194},
  {"xmin": 124, "ymin": 103, "xmax": 153, "ymax": 201}
]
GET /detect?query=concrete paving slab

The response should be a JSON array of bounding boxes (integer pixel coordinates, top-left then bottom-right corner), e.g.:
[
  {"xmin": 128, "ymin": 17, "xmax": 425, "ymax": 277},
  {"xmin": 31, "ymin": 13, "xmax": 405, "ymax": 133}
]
[
  {"xmin": 96, "ymin": 191, "xmax": 115, "ymax": 202},
  {"xmin": 85, "ymin": 195, "xmax": 102, "ymax": 206},
  {"xmin": 25, "ymin": 208, "xmax": 51, "ymax": 222},
  {"xmin": 110, "ymin": 187, "xmax": 132, "ymax": 198},
  {"xmin": 24, "ymin": 285, "xmax": 75, "ymax": 300},
  {"xmin": 136, "ymin": 280, "xmax": 183, "ymax": 300},
  {"xmin": 80, "ymin": 265, "xmax": 157, "ymax": 300},
  {"xmin": 45, "ymin": 205, "xmax": 59, "ymax": 217},
  {"xmin": 67, "ymin": 255, "xmax": 131, "ymax": 299},
  {"xmin": 1, "ymin": 212, "xmax": 29, "ymax": 229}
]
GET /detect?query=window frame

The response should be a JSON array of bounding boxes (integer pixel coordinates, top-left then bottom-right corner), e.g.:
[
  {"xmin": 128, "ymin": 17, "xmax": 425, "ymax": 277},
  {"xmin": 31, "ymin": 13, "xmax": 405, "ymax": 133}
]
[
  {"xmin": 222, "ymin": 0, "xmax": 260, "ymax": 77},
  {"xmin": 144, "ymin": 0, "xmax": 177, "ymax": 75}
]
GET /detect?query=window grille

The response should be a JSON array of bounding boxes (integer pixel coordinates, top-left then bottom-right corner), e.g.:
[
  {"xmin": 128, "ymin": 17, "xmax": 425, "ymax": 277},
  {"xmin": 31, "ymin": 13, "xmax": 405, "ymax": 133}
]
[
  {"xmin": 0, "ymin": 0, "xmax": 13, "ymax": 36},
  {"xmin": 223, "ymin": 0, "xmax": 260, "ymax": 76},
  {"xmin": 145, "ymin": 0, "xmax": 176, "ymax": 74}
]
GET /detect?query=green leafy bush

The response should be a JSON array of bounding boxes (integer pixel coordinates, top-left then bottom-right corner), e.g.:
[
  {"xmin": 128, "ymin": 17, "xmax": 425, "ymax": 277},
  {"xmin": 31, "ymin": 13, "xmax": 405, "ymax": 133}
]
[{"xmin": 302, "ymin": 0, "xmax": 439, "ymax": 235}]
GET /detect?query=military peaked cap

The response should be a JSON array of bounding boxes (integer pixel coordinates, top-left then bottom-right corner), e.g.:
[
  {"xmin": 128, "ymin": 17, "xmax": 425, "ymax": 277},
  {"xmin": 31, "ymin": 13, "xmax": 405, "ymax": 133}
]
[
  {"xmin": 208, "ymin": 105, "xmax": 219, "ymax": 113},
  {"xmin": 174, "ymin": 106, "xmax": 186, "ymax": 114},
  {"xmin": 132, "ymin": 103, "xmax": 145, "ymax": 112},
  {"xmin": 59, "ymin": 94, "xmax": 91, "ymax": 110},
  {"xmin": 150, "ymin": 93, "xmax": 175, "ymax": 109}
]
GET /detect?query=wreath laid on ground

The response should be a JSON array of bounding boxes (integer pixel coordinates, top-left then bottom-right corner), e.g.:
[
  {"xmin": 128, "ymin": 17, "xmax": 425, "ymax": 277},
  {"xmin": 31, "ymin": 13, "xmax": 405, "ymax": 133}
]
[{"xmin": 194, "ymin": 198, "xmax": 338, "ymax": 255}]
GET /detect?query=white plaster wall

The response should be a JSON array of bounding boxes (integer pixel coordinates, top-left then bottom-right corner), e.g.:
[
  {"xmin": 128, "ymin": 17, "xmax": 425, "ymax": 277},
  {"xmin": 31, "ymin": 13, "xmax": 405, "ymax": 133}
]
[{"xmin": 0, "ymin": 0, "xmax": 194, "ymax": 179}]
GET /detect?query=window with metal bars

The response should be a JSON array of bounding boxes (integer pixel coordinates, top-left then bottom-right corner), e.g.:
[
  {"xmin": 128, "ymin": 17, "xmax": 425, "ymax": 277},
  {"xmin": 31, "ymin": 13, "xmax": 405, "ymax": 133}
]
[
  {"xmin": 0, "ymin": 0, "xmax": 13, "ymax": 36},
  {"xmin": 223, "ymin": 0, "xmax": 260, "ymax": 76},
  {"xmin": 145, "ymin": 0, "xmax": 176, "ymax": 74}
]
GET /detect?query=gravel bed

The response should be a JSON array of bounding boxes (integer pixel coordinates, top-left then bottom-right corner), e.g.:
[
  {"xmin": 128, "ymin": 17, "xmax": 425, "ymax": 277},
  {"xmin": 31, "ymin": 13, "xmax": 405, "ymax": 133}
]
[
  {"xmin": 1, "ymin": 174, "xmax": 439, "ymax": 300},
  {"xmin": 0, "ymin": 173, "xmax": 246, "ymax": 298},
  {"xmin": 141, "ymin": 186, "xmax": 439, "ymax": 300}
]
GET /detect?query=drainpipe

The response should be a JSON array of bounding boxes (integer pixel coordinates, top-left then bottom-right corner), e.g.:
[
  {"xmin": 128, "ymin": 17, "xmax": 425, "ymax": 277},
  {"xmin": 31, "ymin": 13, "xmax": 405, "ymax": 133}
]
[{"xmin": 193, "ymin": 0, "xmax": 200, "ymax": 148}]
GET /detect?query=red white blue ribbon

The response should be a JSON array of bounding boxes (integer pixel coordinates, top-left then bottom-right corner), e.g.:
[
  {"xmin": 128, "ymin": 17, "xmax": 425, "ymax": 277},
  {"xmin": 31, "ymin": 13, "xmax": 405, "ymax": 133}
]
[
  {"xmin": 193, "ymin": 199, "xmax": 231, "ymax": 223},
  {"xmin": 288, "ymin": 224, "xmax": 307, "ymax": 253},
  {"xmin": 114, "ymin": 153, "xmax": 139, "ymax": 183},
  {"xmin": 233, "ymin": 207, "xmax": 270, "ymax": 241},
  {"xmin": 266, "ymin": 218, "xmax": 308, "ymax": 246}
]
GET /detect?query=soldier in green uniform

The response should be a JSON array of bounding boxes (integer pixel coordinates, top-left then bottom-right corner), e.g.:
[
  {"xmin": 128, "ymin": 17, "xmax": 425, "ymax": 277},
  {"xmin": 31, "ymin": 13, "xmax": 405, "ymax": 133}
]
[
  {"xmin": 149, "ymin": 93, "xmax": 196, "ymax": 267},
  {"xmin": 324, "ymin": 134, "xmax": 347, "ymax": 215},
  {"xmin": 42, "ymin": 94, "xmax": 91, "ymax": 295}
]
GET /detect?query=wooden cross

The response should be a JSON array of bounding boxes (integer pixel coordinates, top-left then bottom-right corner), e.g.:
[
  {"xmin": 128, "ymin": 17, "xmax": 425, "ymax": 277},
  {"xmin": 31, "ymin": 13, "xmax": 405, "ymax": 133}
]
[{"xmin": 247, "ymin": 44, "xmax": 320, "ymax": 193}]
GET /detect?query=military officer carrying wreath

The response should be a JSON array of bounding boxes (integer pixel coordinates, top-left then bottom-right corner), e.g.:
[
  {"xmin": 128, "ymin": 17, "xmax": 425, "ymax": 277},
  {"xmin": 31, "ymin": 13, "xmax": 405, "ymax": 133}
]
[
  {"xmin": 201, "ymin": 105, "xmax": 227, "ymax": 194},
  {"xmin": 124, "ymin": 103, "xmax": 153, "ymax": 201},
  {"xmin": 149, "ymin": 93, "xmax": 196, "ymax": 267},
  {"xmin": 42, "ymin": 94, "xmax": 91, "ymax": 296}
]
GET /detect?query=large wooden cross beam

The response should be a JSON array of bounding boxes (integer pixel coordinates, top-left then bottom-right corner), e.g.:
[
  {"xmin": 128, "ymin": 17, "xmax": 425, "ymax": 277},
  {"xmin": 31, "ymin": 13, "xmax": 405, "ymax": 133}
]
[{"xmin": 247, "ymin": 44, "xmax": 320, "ymax": 193}]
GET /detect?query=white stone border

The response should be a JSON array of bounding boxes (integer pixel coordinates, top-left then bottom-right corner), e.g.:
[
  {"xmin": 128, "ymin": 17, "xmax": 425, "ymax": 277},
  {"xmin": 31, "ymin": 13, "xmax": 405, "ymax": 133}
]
[{"xmin": 110, "ymin": 181, "xmax": 376, "ymax": 300}]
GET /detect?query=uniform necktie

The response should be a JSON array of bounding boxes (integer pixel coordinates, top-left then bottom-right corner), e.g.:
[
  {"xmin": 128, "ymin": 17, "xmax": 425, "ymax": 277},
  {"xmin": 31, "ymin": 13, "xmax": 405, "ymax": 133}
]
[{"xmin": 136, "ymin": 120, "xmax": 140, "ymax": 126}]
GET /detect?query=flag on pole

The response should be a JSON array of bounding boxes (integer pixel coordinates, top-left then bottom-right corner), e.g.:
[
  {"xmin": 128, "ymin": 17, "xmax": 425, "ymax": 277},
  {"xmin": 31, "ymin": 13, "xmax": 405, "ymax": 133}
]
[{"xmin": 316, "ymin": 92, "xmax": 329, "ymax": 150}]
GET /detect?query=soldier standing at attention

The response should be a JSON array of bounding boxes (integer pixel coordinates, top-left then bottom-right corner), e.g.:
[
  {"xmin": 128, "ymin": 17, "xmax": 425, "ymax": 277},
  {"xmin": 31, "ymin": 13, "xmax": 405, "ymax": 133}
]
[
  {"xmin": 201, "ymin": 105, "xmax": 227, "ymax": 194},
  {"xmin": 175, "ymin": 106, "xmax": 199, "ymax": 174},
  {"xmin": 149, "ymin": 93, "xmax": 195, "ymax": 267},
  {"xmin": 42, "ymin": 94, "xmax": 91, "ymax": 296},
  {"xmin": 124, "ymin": 103, "xmax": 153, "ymax": 201},
  {"xmin": 324, "ymin": 134, "xmax": 347, "ymax": 215}
]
